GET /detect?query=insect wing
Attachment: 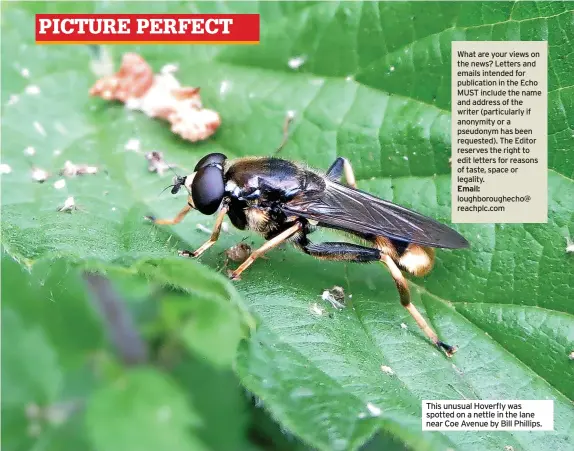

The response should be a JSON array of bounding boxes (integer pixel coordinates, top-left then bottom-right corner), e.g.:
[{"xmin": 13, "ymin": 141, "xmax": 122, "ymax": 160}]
[{"xmin": 282, "ymin": 180, "xmax": 469, "ymax": 249}]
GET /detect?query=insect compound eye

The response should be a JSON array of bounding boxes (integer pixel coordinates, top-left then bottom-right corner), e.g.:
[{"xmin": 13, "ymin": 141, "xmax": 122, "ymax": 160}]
[
  {"xmin": 194, "ymin": 152, "xmax": 227, "ymax": 171},
  {"xmin": 191, "ymin": 165, "xmax": 225, "ymax": 215}
]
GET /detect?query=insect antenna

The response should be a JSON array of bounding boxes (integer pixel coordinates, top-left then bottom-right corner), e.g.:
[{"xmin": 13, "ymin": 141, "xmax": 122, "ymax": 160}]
[
  {"xmin": 167, "ymin": 165, "xmax": 182, "ymax": 179},
  {"xmin": 159, "ymin": 184, "xmax": 176, "ymax": 196}
]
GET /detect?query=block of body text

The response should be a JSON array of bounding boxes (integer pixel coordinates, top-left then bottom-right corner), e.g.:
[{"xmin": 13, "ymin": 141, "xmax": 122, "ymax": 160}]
[
  {"xmin": 422, "ymin": 400, "xmax": 554, "ymax": 431},
  {"xmin": 452, "ymin": 41, "xmax": 547, "ymax": 223}
]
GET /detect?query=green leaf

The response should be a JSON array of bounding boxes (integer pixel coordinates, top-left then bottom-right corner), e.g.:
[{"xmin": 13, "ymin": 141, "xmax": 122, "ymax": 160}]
[
  {"xmin": 85, "ymin": 368, "xmax": 208, "ymax": 451},
  {"xmin": 170, "ymin": 356, "xmax": 253, "ymax": 451},
  {"xmin": 1, "ymin": 257, "xmax": 105, "ymax": 367},
  {"xmin": 0, "ymin": 255, "xmax": 105, "ymax": 451},
  {"xmin": 160, "ymin": 291, "xmax": 244, "ymax": 367},
  {"xmin": 2, "ymin": 308, "xmax": 63, "ymax": 409},
  {"xmin": 2, "ymin": 2, "xmax": 574, "ymax": 451}
]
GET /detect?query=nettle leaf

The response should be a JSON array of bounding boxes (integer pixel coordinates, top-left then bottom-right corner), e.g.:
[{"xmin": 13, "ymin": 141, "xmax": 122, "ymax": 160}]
[
  {"xmin": 86, "ymin": 368, "xmax": 209, "ymax": 451},
  {"xmin": 1, "ymin": 256, "xmax": 104, "ymax": 451},
  {"xmin": 2, "ymin": 2, "xmax": 574, "ymax": 451}
]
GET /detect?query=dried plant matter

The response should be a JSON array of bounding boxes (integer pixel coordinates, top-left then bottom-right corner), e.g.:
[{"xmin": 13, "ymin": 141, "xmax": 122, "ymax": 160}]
[
  {"xmin": 225, "ymin": 242, "xmax": 252, "ymax": 263},
  {"xmin": 145, "ymin": 151, "xmax": 177, "ymax": 176},
  {"xmin": 60, "ymin": 160, "xmax": 99, "ymax": 177},
  {"xmin": 89, "ymin": 53, "xmax": 153, "ymax": 102},
  {"xmin": 89, "ymin": 53, "xmax": 221, "ymax": 143},
  {"xmin": 320, "ymin": 285, "xmax": 346, "ymax": 309}
]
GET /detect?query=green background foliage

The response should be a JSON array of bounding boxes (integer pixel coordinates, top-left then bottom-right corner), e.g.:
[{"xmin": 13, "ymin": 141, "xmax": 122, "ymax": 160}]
[{"xmin": 2, "ymin": 1, "xmax": 573, "ymax": 450}]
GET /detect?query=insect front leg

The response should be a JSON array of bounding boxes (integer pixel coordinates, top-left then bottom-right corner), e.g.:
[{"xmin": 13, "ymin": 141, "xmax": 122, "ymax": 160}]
[
  {"xmin": 179, "ymin": 204, "xmax": 229, "ymax": 258},
  {"xmin": 326, "ymin": 157, "xmax": 357, "ymax": 188},
  {"xmin": 229, "ymin": 222, "xmax": 302, "ymax": 280},
  {"xmin": 145, "ymin": 198, "xmax": 193, "ymax": 225}
]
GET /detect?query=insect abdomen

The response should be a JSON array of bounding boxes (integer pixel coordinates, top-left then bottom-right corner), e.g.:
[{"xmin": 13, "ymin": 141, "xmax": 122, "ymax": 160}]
[{"xmin": 374, "ymin": 236, "xmax": 435, "ymax": 277}]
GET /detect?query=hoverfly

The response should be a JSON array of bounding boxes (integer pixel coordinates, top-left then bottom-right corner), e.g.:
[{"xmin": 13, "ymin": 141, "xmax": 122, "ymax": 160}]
[{"xmin": 147, "ymin": 153, "xmax": 469, "ymax": 356}]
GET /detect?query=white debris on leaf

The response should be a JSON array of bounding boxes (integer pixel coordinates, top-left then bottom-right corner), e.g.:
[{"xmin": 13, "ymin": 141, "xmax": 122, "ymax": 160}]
[
  {"xmin": 89, "ymin": 53, "xmax": 221, "ymax": 143},
  {"xmin": 400, "ymin": 322, "xmax": 408, "ymax": 329},
  {"xmin": 31, "ymin": 166, "xmax": 50, "ymax": 183},
  {"xmin": 7, "ymin": 94, "xmax": 19, "ymax": 106},
  {"xmin": 25, "ymin": 85, "xmax": 41, "ymax": 95},
  {"xmin": 54, "ymin": 122, "xmax": 68, "ymax": 135},
  {"xmin": 60, "ymin": 160, "xmax": 98, "ymax": 177},
  {"xmin": 124, "ymin": 138, "xmax": 141, "ymax": 152},
  {"xmin": 145, "ymin": 151, "xmax": 177, "ymax": 176},
  {"xmin": 569, "ymin": 350, "xmax": 574, "ymax": 360},
  {"xmin": 309, "ymin": 302, "xmax": 325, "ymax": 316},
  {"xmin": 0, "ymin": 163, "xmax": 12, "ymax": 174},
  {"xmin": 33, "ymin": 121, "xmax": 46, "ymax": 137},
  {"xmin": 89, "ymin": 46, "xmax": 114, "ymax": 78},
  {"xmin": 389, "ymin": 65, "xmax": 395, "ymax": 72},
  {"xmin": 21, "ymin": 67, "xmax": 30, "ymax": 78},
  {"xmin": 58, "ymin": 196, "xmax": 76, "ymax": 212},
  {"xmin": 24, "ymin": 146, "xmax": 36, "ymax": 156},
  {"xmin": 196, "ymin": 223, "xmax": 212, "ymax": 234},
  {"xmin": 380, "ymin": 365, "xmax": 394, "ymax": 375},
  {"xmin": 366, "ymin": 402, "xmax": 382, "ymax": 417},
  {"xmin": 566, "ymin": 237, "xmax": 574, "ymax": 253},
  {"xmin": 53, "ymin": 179, "xmax": 66, "ymax": 189},
  {"xmin": 219, "ymin": 80, "xmax": 230, "ymax": 96},
  {"xmin": 320, "ymin": 286, "xmax": 345, "ymax": 309},
  {"xmin": 288, "ymin": 55, "xmax": 306, "ymax": 69},
  {"xmin": 53, "ymin": 149, "xmax": 62, "ymax": 156}
]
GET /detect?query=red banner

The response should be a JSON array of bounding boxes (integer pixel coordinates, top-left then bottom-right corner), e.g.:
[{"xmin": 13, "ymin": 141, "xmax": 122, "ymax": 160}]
[{"xmin": 35, "ymin": 14, "xmax": 260, "ymax": 44}]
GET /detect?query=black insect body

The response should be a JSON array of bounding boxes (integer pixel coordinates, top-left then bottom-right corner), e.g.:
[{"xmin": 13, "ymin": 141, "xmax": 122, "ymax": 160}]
[{"xmin": 148, "ymin": 153, "xmax": 469, "ymax": 356}]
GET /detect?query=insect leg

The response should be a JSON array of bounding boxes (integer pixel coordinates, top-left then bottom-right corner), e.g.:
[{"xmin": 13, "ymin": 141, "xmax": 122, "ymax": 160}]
[
  {"xmin": 180, "ymin": 205, "xmax": 229, "ymax": 258},
  {"xmin": 325, "ymin": 157, "xmax": 357, "ymax": 188},
  {"xmin": 146, "ymin": 202, "xmax": 192, "ymax": 225},
  {"xmin": 380, "ymin": 254, "xmax": 456, "ymax": 357},
  {"xmin": 302, "ymin": 241, "xmax": 381, "ymax": 262},
  {"xmin": 229, "ymin": 222, "xmax": 302, "ymax": 280}
]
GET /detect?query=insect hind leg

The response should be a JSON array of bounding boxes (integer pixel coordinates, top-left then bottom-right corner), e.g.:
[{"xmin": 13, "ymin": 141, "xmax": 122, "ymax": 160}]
[
  {"xmin": 380, "ymin": 253, "xmax": 456, "ymax": 356},
  {"xmin": 302, "ymin": 239, "xmax": 455, "ymax": 356},
  {"xmin": 302, "ymin": 241, "xmax": 381, "ymax": 262},
  {"xmin": 325, "ymin": 157, "xmax": 357, "ymax": 188}
]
